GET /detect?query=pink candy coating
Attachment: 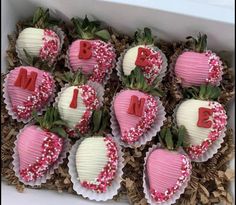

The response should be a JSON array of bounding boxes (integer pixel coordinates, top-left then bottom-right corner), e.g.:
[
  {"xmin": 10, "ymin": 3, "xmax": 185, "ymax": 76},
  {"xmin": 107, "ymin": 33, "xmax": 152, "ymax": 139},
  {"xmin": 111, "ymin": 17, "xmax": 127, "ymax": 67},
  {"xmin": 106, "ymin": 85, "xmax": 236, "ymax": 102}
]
[
  {"xmin": 17, "ymin": 125, "xmax": 63, "ymax": 182},
  {"xmin": 114, "ymin": 90, "xmax": 158, "ymax": 144},
  {"xmin": 147, "ymin": 149, "xmax": 191, "ymax": 202},
  {"xmin": 6, "ymin": 66, "xmax": 54, "ymax": 120},
  {"xmin": 175, "ymin": 51, "xmax": 223, "ymax": 87}
]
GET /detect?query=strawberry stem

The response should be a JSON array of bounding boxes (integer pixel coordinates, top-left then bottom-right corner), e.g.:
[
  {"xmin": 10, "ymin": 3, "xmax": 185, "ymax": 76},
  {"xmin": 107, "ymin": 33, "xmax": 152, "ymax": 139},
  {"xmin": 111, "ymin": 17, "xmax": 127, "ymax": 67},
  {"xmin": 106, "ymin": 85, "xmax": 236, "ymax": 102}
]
[
  {"xmin": 134, "ymin": 27, "xmax": 154, "ymax": 45},
  {"xmin": 186, "ymin": 33, "xmax": 208, "ymax": 53}
]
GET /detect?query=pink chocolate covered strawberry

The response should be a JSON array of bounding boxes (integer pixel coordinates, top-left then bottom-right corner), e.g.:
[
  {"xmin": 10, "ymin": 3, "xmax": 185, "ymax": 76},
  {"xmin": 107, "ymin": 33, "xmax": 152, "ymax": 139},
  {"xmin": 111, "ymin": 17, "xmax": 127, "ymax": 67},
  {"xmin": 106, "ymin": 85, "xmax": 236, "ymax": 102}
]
[
  {"xmin": 3, "ymin": 66, "xmax": 55, "ymax": 122},
  {"xmin": 68, "ymin": 16, "xmax": 116, "ymax": 84},
  {"xmin": 111, "ymin": 67, "xmax": 165, "ymax": 146},
  {"xmin": 174, "ymin": 33, "xmax": 223, "ymax": 87},
  {"xmin": 13, "ymin": 107, "xmax": 68, "ymax": 184},
  {"xmin": 144, "ymin": 127, "xmax": 192, "ymax": 204}
]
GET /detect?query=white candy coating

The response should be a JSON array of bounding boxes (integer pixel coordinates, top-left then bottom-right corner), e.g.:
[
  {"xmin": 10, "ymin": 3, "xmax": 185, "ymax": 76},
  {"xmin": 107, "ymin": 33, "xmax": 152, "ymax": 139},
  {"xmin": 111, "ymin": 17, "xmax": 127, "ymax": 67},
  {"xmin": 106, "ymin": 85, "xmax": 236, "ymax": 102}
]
[
  {"xmin": 176, "ymin": 99, "xmax": 212, "ymax": 146},
  {"xmin": 75, "ymin": 137, "xmax": 108, "ymax": 183},
  {"xmin": 58, "ymin": 86, "xmax": 86, "ymax": 128},
  {"xmin": 16, "ymin": 28, "xmax": 44, "ymax": 58}
]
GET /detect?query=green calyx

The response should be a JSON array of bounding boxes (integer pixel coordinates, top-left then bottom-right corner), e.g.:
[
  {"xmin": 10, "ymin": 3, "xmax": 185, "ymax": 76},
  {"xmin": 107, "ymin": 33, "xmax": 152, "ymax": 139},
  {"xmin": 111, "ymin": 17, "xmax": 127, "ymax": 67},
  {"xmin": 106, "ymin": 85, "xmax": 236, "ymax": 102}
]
[
  {"xmin": 91, "ymin": 107, "xmax": 110, "ymax": 135},
  {"xmin": 186, "ymin": 33, "xmax": 208, "ymax": 53},
  {"xmin": 183, "ymin": 84, "xmax": 221, "ymax": 101},
  {"xmin": 32, "ymin": 107, "xmax": 68, "ymax": 138},
  {"xmin": 134, "ymin": 27, "xmax": 154, "ymax": 45},
  {"xmin": 122, "ymin": 67, "xmax": 163, "ymax": 97},
  {"xmin": 71, "ymin": 15, "xmax": 111, "ymax": 41},
  {"xmin": 159, "ymin": 125, "xmax": 188, "ymax": 150},
  {"xmin": 55, "ymin": 71, "xmax": 87, "ymax": 86},
  {"xmin": 23, "ymin": 49, "xmax": 52, "ymax": 71},
  {"xmin": 25, "ymin": 7, "xmax": 61, "ymax": 29}
]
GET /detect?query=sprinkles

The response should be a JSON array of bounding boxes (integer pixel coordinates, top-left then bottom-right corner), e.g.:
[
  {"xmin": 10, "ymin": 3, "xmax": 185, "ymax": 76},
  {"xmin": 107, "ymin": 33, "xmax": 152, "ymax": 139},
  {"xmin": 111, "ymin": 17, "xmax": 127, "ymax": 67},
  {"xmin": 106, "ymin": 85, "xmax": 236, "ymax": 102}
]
[
  {"xmin": 186, "ymin": 101, "xmax": 227, "ymax": 159},
  {"xmin": 122, "ymin": 95, "xmax": 158, "ymax": 144},
  {"xmin": 139, "ymin": 47, "xmax": 163, "ymax": 85},
  {"xmin": 13, "ymin": 72, "xmax": 54, "ymax": 120},
  {"xmin": 150, "ymin": 155, "xmax": 191, "ymax": 203},
  {"xmin": 75, "ymin": 85, "xmax": 100, "ymax": 134},
  {"xmin": 39, "ymin": 29, "xmax": 60, "ymax": 63},
  {"xmin": 89, "ymin": 40, "xmax": 116, "ymax": 83},
  {"xmin": 20, "ymin": 132, "xmax": 63, "ymax": 182},
  {"xmin": 205, "ymin": 50, "xmax": 223, "ymax": 85},
  {"xmin": 81, "ymin": 136, "xmax": 118, "ymax": 193}
]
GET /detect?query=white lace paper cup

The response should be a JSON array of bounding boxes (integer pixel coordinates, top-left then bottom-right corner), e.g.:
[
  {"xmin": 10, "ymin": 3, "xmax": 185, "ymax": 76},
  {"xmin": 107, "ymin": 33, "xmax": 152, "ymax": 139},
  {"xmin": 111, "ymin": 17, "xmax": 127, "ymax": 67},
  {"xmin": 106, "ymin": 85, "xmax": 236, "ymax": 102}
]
[
  {"xmin": 15, "ymin": 26, "xmax": 65, "ymax": 66},
  {"xmin": 143, "ymin": 144, "xmax": 192, "ymax": 205},
  {"xmin": 65, "ymin": 41, "xmax": 116, "ymax": 86},
  {"xmin": 68, "ymin": 135, "xmax": 124, "ymax": 201},
  {"xmin": 116, "ymin": 45, "xmax": 168, "ymax": 86},
  {"xmin": 12, "ymin": 124, "xmax": 71, "ymax": 186},
  {"xmin": 173, "ymin": 100, "xmax": 227, "ymax": 162},
  {"xmin": 110, "ymin": 89, "xmax": 166, "ymax": 148},
  {"xmin": 3, "ymin": 69, "xmax": 56, "ymax": 123}
]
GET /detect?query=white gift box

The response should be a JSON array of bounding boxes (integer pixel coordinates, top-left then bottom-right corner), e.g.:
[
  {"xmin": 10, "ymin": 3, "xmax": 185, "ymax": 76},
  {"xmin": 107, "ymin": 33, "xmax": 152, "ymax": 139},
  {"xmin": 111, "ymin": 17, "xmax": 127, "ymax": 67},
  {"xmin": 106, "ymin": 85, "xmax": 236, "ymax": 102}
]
[{"xmin": 1, "ymin": 0, "xmax": 234, "ymax": 204}]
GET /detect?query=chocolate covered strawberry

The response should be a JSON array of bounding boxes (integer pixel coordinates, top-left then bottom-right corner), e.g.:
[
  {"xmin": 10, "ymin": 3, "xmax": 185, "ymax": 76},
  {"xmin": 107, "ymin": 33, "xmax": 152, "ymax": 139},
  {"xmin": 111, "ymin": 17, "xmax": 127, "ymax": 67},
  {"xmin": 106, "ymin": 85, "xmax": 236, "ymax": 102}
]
[
  {"xmin": 3, "ymin": 66, "xmax": 55, "ymax": 122},
  {"xmin": 68, "ymin": 16, "xmax": 116, "ymax": 83},
  {"xmin": 174, "ymin": 33, "xmax": 223, "ymax": 87},
  {"xmin": 16, "ymin": 8, "xmax": 61, "ymax": 63},
  {"xmin": 111, "ymin": 67, "xmax": 165, "ymax": 146},
  {"xmin": 175, "ymin": 85, "xmax": 227, "ymax": 161},
  {"xmin": 144, "ymin": 127, "xmax": 192, "ymax": 204},
  {"xmin": 14, "ymin": 107, "xmax": 68, "ymax": 184},
  {"xmin": 118, "ymin": 28, "xmax": 167, "ymax": 85},
  {"xmin": 55, "ymin": 71, "xmax": 103, "ymax": 134}
]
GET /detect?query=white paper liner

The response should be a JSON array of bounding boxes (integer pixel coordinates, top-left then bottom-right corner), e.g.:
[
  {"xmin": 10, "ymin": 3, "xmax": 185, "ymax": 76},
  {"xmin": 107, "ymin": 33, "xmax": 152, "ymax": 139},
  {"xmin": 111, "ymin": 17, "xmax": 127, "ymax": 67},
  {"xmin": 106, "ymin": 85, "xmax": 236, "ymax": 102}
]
[
  {"xmin": 173, "ymin": 100, "xmax": 227, "ymax": 162},
  {"xmin": 68, "ymin": 134, "xmax": 124, "ymax": 201},
  {"xmin": 65, "ymin": 41, "xmax": 116, "ymax": 86},
  {"xmin": 12, "ymin": 124, "xmax": 71, "ymax": 186},
  {"xmin": 15, "ymin": 26, "xmax": 65, "ymax": 67},
  {"xmin": 143, "ymin": 143, "xmax": 192, "ymax": 205},
  {"xmin": 110, "ymin": 89, "xmax": 166, "ymax": 148},
  {"xmin": 169, "ymin": 48, "xmax": 223, "ymax": 87},
  {"xmin": 3, "ymin": 69, "xmax": 56, "ymax": 123},
  {"xmin": 115, "ymin": 45, "xmax": 168, "ymax": 86}
]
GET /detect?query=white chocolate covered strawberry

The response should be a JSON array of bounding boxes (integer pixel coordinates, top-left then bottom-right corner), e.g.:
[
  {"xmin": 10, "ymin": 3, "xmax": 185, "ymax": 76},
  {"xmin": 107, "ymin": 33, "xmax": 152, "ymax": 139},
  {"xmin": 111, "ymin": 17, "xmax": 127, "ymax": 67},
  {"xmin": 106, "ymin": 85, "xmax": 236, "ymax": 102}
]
[{"xmin": 119, "ymin": 28, "xmax": 167, "ymax": 85}]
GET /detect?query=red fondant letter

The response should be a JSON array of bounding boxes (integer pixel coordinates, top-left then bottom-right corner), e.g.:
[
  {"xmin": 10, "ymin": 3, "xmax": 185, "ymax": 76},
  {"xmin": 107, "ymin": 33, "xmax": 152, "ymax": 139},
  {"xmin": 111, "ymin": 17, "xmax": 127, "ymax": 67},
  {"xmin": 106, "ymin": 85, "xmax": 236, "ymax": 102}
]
[
  {"xmin": 70, "ymin": 89, "xmax": 79, "ymax": 109},
  {"xmin": 197, "ymin": 107, "xmax": 213, "ymax": 128},
  {"xmin": 135, "ymin": 47, "xmax": 151, "ymax": 67},
  {"xmin": 78, "ymin": 41, "xmax": 92, "ymax": 59},
  {"xmin": 127, "ymin": 95, "xmax": 146, "ymax": 117},
  {"xmin": 14, "ymin": 68, "xmax": 38, "ymax": 91}
]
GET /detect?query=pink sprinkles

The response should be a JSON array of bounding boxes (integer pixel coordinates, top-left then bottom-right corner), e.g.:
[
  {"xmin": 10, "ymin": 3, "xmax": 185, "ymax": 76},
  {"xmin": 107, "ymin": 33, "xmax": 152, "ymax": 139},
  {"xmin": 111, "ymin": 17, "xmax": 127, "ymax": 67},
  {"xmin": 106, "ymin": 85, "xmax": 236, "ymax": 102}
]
[
  {"xmin": 81, "ymin": 136, "xmax": 118, "ymax": 193},
  {"xmin": 205, "ymin": 50, "xmax": 223, "ymax": 85},
  {"xmin": 39, "ymin": 29, "xmax": 60, "ymax": 63},
  {"xmin": 89, "ymin": 40, "xmax": 116, "ymax": 83},
  {"xmin": 122, "ymin": 95, "xmax": 158, "ymax": 144},
  {"xmin": 139, "ymin": 47, "xmax": 163, "ymax": 85},
  {"xmin": 20, "ymin": 132, "xmax": 63, "ymax": 182},
  {"xmin": 75, "ymin": 85, "xmax": 100, "ymax": 134},
  {"xmin": 13, "ymin": 73, "xmax": 54, "ymax": 120},
  {"xmin": 150, "ymin": 155, "xmax": 191, "ymax": 202},
  {"xmin": 186, "ymin": 101, "xmax": 227, "ymax": 159}
]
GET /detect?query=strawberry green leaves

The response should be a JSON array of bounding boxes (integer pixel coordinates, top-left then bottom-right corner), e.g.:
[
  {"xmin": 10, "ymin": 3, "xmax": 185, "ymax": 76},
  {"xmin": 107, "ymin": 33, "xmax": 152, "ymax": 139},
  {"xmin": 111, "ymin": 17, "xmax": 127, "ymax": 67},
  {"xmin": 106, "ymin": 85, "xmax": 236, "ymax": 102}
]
[
  {"xmin": 91, "ymin": 107, "xmax": 110, "ymax": 134},
  {"xmin": 71, "ymin": 15, "xmax": 111, "ymax": 41},
  {"xmin": 32, "ymin": 107, "xmax": 68, "ymax": 138},
  {"xmin": 122, "ymin": 67, "xmax": 163, "ymax": 96},
  {"xmin": 159, "ymin": 125, "xmax": 188, "ymax": 150},
  {"xmin": 134, "ymin": 27, "xmax": 154, "ymax": 45},
  {"xmin": 186, "ymin": 33, "xmax": 208, "ymax": 53},
  {"xmin": 55, "ymin": 71, "xmax": 87, "ymax": 86},
  {"xmin": 183, "ymin": 85, "xmax": 221, "ymax": 101}
]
